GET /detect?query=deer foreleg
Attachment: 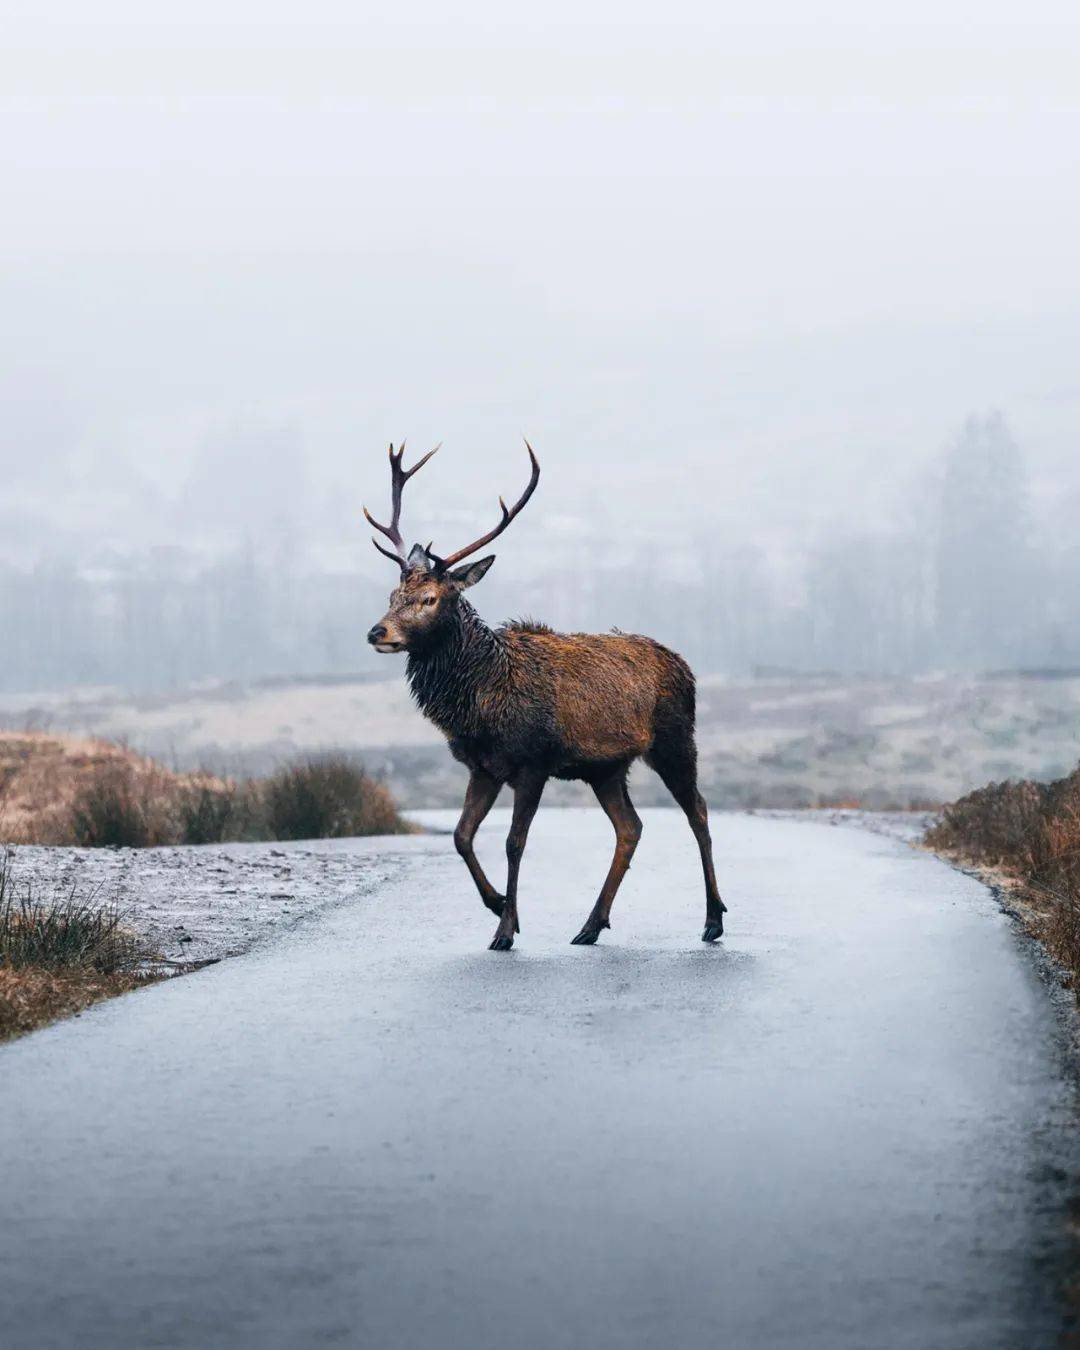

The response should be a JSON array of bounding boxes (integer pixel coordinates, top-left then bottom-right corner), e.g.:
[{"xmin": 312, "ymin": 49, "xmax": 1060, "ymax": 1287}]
[
  {"xmin": 490, "ymin": 772, "xmax": 545, "ymax": 951},
  {"xmin": 454, "ymin": 770, "xmax": 505, "ymax": 916}
]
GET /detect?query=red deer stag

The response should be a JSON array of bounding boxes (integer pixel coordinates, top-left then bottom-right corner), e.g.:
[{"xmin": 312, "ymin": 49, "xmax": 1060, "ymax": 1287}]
[{"xmin": 365, "ymin": 442, "xmax": 727, "ymax": 951}]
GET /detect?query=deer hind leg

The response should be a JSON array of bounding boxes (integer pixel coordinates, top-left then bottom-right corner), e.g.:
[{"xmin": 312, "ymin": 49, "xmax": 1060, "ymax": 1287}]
[
  {"xmin": 646, "ymin": 734, "xmax": 727, "ymax": 942},
  {"xmin": 490, "ymin": 772, "xmax": 546, "ymax": 952},
  {"xmin": 454, "ymin": 770, "xmax": 505, "ymax": 917},
  {"xmin": 571, "ymin": 769, "xmax": 642, "ymax": 946}
]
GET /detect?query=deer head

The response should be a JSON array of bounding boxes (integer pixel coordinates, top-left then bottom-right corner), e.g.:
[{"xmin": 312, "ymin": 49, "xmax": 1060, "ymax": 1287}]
[{"xmin": 365, "ymin": 441, "xmax": 540, "ymax": 654}]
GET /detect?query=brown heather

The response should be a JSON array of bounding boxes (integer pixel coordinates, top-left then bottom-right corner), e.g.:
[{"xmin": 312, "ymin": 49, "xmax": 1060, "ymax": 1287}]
[
  {"xmin": 0, "ymin": 733, "xmax": 410, "ymax": 848},
  {"xmin": 926, "ymin": 766, "xmax": 1080, "ymax": 999}
]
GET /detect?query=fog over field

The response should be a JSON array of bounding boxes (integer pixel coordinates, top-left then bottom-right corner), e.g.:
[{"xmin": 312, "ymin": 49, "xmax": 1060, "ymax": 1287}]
[
  {"xmin": 6, "ymin": 670, "xmax": 1080, "ymax": 810},
  {"xmin": 4, "ymin": 4, "xmax": 1080, "ymax": 693}
]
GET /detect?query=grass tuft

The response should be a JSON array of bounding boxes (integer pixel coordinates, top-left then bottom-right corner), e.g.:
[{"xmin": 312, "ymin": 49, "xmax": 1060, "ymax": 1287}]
[
  {"xmin": 0, "ymin": 854, "xmax": 155, "ymax": 1041},
  {"xmin": 0, "ymin": 854, "xmax": 141, "ymax": 972}
]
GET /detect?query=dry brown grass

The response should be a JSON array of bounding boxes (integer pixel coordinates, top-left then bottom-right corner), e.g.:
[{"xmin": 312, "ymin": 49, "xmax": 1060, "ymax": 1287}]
[
  {"xmin": 0, "ymin": 734, "xmax": 410, "ymax": 847},
  {"xmin": 0, "ymin": 733, "xmax": 232, "ymax": 846},
  {"xmin": 0, "ymin": 966, "xmax": 156, "ymax": 1043},
  {"xmin": 926, "ymin": 766, "xmax": 1080, "ymax": 999}
]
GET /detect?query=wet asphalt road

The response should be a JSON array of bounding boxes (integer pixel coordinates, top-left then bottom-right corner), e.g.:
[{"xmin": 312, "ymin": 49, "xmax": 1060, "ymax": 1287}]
[{"xmin": 2, "ymin": 810, "xmax": 1078, "ymax": 1349}]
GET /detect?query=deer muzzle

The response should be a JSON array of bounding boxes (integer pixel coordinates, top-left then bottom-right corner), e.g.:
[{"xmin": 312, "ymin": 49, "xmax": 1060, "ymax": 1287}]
[{"xmin": 367, "ymin": 623, "xmax": 405, "ymax": 654}]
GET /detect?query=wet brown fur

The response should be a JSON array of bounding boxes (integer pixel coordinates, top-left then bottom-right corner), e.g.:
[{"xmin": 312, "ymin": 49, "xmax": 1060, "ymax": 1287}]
[{"xmin": 539, "ymin": 630, "xmax": 679, "ymax": 766}]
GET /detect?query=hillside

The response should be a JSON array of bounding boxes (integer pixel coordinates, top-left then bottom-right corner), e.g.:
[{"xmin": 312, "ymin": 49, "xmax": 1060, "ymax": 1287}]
[
  {"xmin": 5, "ymin": 671, "xmax": 1080, "ymax": 809},
  {"xmin": 0, "ymin": 733, "xmax": 228, "ymax": 846}
]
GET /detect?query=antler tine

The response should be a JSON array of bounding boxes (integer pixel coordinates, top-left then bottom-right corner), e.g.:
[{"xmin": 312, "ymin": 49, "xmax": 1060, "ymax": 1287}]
[
  {"xmin": 429, "ymin": 441, "xmax": 540, "ymax": 572},
  {"xmin": 363, "ymin": 441, "xmax": 440, "ymax": 567}
]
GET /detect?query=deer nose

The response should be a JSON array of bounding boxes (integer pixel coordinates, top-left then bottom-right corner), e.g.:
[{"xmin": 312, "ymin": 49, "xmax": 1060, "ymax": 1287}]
[{"xmin": 367, "ymin": 624, "xmax": 388, "ymax": 645}]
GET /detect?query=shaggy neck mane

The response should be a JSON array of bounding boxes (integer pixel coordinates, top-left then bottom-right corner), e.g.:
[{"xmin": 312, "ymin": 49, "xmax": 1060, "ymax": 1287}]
[{"xmin": 406, "ymin": 599, "xmax": 509, "ymax": 738}]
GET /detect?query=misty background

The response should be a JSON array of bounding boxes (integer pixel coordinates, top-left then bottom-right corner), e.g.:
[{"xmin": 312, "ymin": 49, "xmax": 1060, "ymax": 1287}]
[{"xmin": 4, "ymin": 3, "xmax": 1080, "ymax": 695}]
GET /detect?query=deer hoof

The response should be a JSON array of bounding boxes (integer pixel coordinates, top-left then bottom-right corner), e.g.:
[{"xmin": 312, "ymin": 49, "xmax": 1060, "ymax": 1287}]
[
  {"xmin": 702, "ymin": 921, "xmax": 724, "ymax": 943},
  {"xmin": 570, "ymin": 922, "xmax": 607, "ymax": 946},
  {"xmin": 489, "ymin": 934, "xmax": 514, "ymax": 952}
]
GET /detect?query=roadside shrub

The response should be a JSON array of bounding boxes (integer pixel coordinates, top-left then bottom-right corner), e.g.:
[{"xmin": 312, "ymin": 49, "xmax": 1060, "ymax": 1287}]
[
  {"xmin": 926, "ymin": 765, "xmax": 1080, "ymax": 1001},
  {"xmin": 925, "ymin": 777, "xmax": 1048, "ymax": 870},
  {"xmin": 178, "ymin": 782, "xmax": 239, "ymax": 845},
  {"xmin": 68, "ymin": 760, "xmax": 158, "ymax": 848},
  {"xmin": 261, "ymin": 755, "xmax": 406, "ymax": 840}
]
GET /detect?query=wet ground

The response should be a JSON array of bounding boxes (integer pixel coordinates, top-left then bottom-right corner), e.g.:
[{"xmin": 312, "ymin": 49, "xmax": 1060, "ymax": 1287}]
[
  {"xmin": 3, "ymin": 809, "xmax": 931, "ymax": 973},
  {"xmin": 2, "ymin": 810, "xmax": 1079, "ymax": 1348}
]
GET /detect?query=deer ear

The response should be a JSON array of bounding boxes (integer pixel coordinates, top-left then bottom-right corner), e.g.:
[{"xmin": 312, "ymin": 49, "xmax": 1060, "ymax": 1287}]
[
  {"xmin": 448, "ymin": 555, "xmax": 496, "ymax": 590},
  {"xmin": 406, "ymin": 544, "xmax": 432, "ymax": 571}
]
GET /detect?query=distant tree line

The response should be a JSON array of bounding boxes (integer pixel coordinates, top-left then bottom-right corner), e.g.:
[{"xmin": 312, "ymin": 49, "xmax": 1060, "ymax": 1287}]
[{"xmin": 2, "ymin": 413, "xmax": 1073, "ymax": 693}]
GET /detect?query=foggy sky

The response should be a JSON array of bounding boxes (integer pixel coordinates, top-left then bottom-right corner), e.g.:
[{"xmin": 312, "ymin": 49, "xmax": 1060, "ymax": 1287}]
[{"xmin": 3, "ymin": 3, "xmax": 1080, "ymax": 572}]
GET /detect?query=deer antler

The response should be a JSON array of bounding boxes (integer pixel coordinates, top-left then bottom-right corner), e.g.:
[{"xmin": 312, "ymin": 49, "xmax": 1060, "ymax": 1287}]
[
  {"xmin": 363, "ymin": 441, "xmax": 439, "ymax": 568},
  {"xmin": 426, "ymin": 441, "xmax": 540, "ymax": 572}
]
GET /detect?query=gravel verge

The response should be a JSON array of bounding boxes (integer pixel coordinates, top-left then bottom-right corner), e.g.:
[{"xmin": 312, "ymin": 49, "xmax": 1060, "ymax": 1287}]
[{"xmin": 3, "ymin": 837, "xmax": 409, "ymax": 969}]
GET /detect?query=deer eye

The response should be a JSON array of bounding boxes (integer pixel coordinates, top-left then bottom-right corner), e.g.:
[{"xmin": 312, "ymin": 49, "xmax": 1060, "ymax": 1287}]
[{"xmin": 421, "ymin": 595, "xmax": 437, "ymax": 607}]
